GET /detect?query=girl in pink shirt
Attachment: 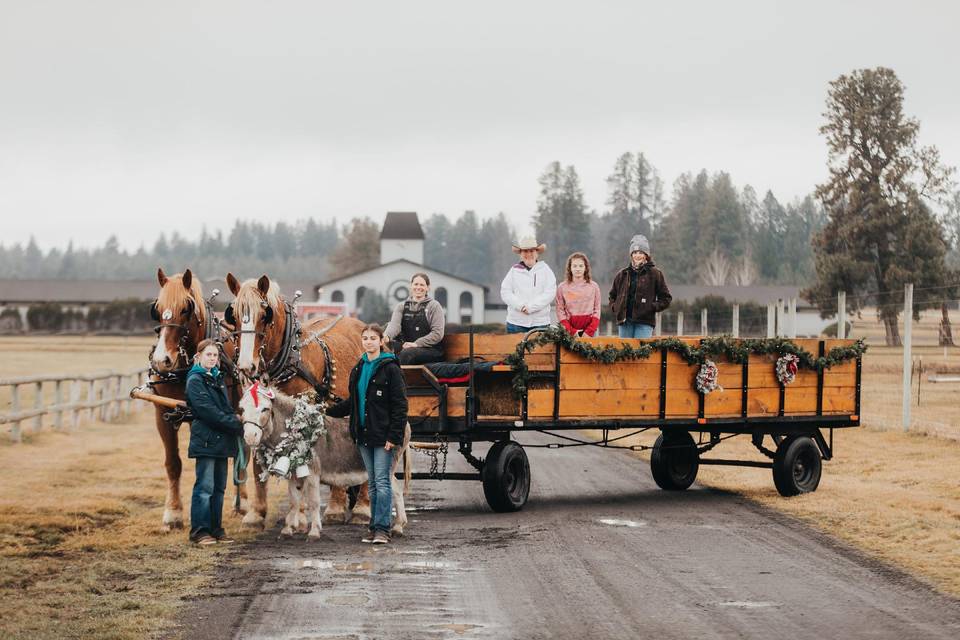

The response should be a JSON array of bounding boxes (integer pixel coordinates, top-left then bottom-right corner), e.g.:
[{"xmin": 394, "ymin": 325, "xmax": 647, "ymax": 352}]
[{"xmin": 556, "ymin": 252, "xmax": 602, "ymax": 337}]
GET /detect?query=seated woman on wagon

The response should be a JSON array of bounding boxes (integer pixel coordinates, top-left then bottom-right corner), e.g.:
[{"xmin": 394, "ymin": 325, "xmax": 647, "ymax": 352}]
[
  {"xmin": 556, "ymin": 251, "xmax": 601, "ymax": 337},
  {"xmin": 384, "ymin": 272, "xmax": 446, "ymax": 365}
]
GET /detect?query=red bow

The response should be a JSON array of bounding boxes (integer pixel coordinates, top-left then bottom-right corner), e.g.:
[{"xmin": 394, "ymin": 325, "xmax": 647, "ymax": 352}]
[{"xmin": 250, "ymin": 381, "xmax": 260, "ymax": 408}]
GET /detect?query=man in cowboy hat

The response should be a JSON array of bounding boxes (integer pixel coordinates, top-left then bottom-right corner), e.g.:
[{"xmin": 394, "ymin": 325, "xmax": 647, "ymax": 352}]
[{"xmin": 500, "ymin": 235, "xmax": 557, "ymax": 334}]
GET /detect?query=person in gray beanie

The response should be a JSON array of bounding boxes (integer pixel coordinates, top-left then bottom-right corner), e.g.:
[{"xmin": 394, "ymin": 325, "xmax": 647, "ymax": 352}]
[{"xmin": 607, "ymin": 234, "xmax": 671, "ymax": 338}]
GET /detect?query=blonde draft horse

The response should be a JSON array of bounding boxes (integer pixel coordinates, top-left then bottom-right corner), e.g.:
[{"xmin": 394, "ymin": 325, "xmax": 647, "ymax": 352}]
[
  {"xmin": 226, "ymin": 273, "xmax": 372, "ymax": 528},
  {"xmin": 150, "ymin": 268, "xmax": 248, "ymax": 529}
]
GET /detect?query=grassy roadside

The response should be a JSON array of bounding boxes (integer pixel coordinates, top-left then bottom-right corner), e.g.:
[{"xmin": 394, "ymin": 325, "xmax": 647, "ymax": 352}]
[
  {"xmin": 0, "ymin": 337, "xmax": 261, "ymax": 639},
  {"xmin": 0, "ymin": 412, "xmax": 262, "ymax": 639}
]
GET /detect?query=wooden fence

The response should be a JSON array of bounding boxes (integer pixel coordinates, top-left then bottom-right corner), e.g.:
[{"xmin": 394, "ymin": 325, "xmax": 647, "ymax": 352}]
[{"xmin": 0, "ymin": 368, "xmax": 149, "ymax": 442}]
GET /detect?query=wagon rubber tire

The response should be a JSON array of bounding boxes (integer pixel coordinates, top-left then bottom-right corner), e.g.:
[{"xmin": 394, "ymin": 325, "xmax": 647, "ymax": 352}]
[
  {"xmin": 650, "ymin": 431, "xmax": 699, "ymax": 491},
  {"xmin": 482, "ymin": 441, "xmax": 530, "ymax": 512},
  {"xmin": 772, "ymin": 435, "xmax": 822, "ymax": 497}
]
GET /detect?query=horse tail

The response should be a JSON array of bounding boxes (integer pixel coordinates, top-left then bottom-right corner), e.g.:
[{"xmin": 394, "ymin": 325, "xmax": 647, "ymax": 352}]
[{"xmin": 403, "ymin": 423, "xmax": 412, "ymax": 494}]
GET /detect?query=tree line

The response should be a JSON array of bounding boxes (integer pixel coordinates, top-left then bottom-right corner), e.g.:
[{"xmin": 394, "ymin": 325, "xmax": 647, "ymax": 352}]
[{"xmin": 2, "ymin": 67, "xmax": 958, "ymax": 345}]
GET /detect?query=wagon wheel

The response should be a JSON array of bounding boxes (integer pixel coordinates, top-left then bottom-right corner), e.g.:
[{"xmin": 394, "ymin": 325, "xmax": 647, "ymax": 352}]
[
  {"xmin": 772, "ymin": 435, "xmax": 822, "ymax": 496},
  {"xmin": 481, "ymin": 441, "xmax": 530, "ymax": 512},
  {"xmin": 650, "ymin": 430, "xmax": 699, "ymax": 491}
]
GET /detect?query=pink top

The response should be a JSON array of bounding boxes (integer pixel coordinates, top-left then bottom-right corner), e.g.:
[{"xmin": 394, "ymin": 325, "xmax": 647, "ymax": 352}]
[{"xmin": 556, "ymin": 280, "xmax": 601, "ymax": 322}]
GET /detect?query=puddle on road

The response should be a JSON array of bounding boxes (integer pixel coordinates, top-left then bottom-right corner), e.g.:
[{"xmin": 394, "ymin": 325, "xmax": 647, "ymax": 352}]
[
  {"xmin": 400, "ymin": 561, "xmax": 460, "ymax": 570},
  {"xmin": 430, "ymin": 623, "xmax": 483, "ymax": 635},
  {"xmin": 716, "ymin": 601, "xmax": 782, "ymax": 608},
  {"xmin": 597, "ymin": 517, "xmax": 647, "ymax": 528},
  {"xmin": 298, "ymin": 560, "xmax": 374, "ymax": 572},
  {"xmin": 407, "ymin": 505, "xmax": 439, "ymax": 512}
]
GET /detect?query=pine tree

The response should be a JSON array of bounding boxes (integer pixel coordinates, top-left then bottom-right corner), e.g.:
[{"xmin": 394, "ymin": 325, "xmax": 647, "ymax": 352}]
[{"xmin": 804, "ymin": 67, "xmax": 955, "ymax": 345}]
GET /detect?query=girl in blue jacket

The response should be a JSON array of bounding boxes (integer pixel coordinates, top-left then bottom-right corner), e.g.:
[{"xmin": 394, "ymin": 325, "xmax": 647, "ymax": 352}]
[{"xmin": 185, "ymin": 338, "xmax": 243, "ymax": 545}]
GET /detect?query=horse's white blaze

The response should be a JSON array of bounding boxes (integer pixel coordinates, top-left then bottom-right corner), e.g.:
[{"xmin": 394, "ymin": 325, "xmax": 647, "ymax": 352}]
[
  {"xmin": 237, "ymin": 317, "xmax": 257, "ymax": 372},
  {"xmin": 151, "ymin": 327, "xmax": 174, "ymax": 368}
]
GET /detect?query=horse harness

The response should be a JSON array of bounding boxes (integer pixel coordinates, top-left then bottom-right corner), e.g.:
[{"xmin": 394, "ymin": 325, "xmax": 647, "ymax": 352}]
[
  {"xmin": 241, "ymin": 301, "xmax": 343, "ymax": 404},
  {"xmin": 147, "ymin": 297, "xmax": 239, "ymax": 425}
]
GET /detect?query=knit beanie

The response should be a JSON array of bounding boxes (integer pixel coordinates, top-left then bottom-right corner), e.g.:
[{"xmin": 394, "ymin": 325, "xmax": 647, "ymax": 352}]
[{"xmin": 628, "ymin": 234, "xmax": 650, "ymax": 256}]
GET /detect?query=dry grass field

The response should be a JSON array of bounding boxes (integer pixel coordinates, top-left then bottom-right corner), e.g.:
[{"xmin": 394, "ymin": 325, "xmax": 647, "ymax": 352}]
[
  {"xmin": 0, "ymin": 336, "xmax": 264, "ymax": 639},
  {"xmin": 0, "ymin": 322, "xmax": 958, "ymax": 638}
]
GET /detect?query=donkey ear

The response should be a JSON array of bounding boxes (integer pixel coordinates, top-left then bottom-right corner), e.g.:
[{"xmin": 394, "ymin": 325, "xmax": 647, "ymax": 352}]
[
  {"xmin": 157, "ymin": 268, "xmax": 168, "ymax": 287},
  {"xmin": 257, "ymin": 275, "xmax": 270, "ymax": 296},
  {"xmin": 182, "ymin": 269, "xmax": 193, "ymax": 290},
  {"xmin": 226, "ymin": 272, "xmax": 241, "ymax": 296}
]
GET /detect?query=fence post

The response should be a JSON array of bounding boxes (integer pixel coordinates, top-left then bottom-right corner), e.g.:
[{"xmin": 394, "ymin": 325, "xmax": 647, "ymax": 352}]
[
  {"xmin": 10, "ymin": 384, "xmax": 21, "ymax": 443},
  {"xmin": 677, "ymin": 311, "xmax": 684, "ymax": 337},
  {"xmin": 112, "ymin": 375, "xmax": 121, "ymax": 420},
  {"xmin": 654, "ymin": 313, "xmax": 662, "ymax": 336},
  {"xmin": 701, "ymin": 308, "xmax": 708, "ymax": 336},
  {"xmin": 123, "ymin": 375, "xmax": 132, "ymax": 416},
  {"xmin": 837, "ymin": 291, "xmax": 847, "ymax": 339},
  {"xmin": 54, "ymin": 380, "xmax": 63, "ymax": 430},
  {"xmin": 903, "ymin": 283, "xmax": 913, "ymax": 431},
  {"xmin": 789, "ymin": 298, "xmax": 798, "ymax": 338},
  {"xmin": 766, "ymin": 304, "xmax": 775, "ymax": 337},
  {"xmin": 33, "ymin": 381, "xmax": 43, "ymax": 433},
  {"xmin": 87, "ymin": 379, "xmax": 96, "ymax": 424},
  {"xmin": 732, "ymin": 304, "xmax": 740, "ymax": 338},
  {"xmin": 70, "ymin": 380, "xmax": 82, "ymax": 430}
]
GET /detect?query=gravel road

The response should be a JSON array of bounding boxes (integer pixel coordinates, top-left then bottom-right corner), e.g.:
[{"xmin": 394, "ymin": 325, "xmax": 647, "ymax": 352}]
[{"xmin": 176, "ymin": 434, "xmax": 960, "ymax": 639}]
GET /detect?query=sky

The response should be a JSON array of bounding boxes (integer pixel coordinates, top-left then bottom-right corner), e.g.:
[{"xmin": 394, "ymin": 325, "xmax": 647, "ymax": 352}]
[{"xmin": 1, "ymin": 0, "xmax": 957, "ymax": 251}]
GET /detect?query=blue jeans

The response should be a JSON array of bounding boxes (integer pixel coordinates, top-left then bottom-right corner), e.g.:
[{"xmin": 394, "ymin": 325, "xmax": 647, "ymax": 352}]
[
  {"xmin": 618, "ymin": 322, "xmax": 654, "ymax": 339},
  {"xmin": 507, "ymin": 322, "xmax": 550, "ymax": 334},
  {"xmin": 357, "ymin": 444, "xmax": 397, "ymax": 534},
  {"xmin": 190, "ymin": 456, "xmax": 228, "ymax": 539}
]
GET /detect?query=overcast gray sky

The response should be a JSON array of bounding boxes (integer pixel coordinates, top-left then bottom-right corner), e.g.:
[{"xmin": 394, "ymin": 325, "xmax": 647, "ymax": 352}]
[{"xmin": 1, "ymin": 0, "xmax": 957, "ymax": 250}]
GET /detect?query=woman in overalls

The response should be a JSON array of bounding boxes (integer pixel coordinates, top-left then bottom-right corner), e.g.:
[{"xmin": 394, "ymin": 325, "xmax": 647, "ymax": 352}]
[{"xmin": 383, "ymin": 272, "xmax": 446, "ymax": 365}]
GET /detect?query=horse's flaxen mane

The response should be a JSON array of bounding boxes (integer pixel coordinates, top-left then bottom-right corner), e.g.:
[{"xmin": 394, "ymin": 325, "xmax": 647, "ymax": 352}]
[
  {"xmin": 234, "ymin": 278, "xmax": 283, "ymax": 322},
  {"xmin": 157, "ymin": 273, "xmax": 207, "ymax": 325}
]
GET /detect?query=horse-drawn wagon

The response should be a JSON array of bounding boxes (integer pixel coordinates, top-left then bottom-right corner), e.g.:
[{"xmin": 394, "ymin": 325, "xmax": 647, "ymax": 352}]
[{"xmin": 401, "ymin": 327, "xmax": 865, "ymax": 512}]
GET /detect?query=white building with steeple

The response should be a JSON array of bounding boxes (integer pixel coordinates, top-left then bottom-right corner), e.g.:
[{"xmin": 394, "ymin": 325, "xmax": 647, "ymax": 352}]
[{"xmin": 315, "ymin": 212, "xmax": 488, "ymax": 324}]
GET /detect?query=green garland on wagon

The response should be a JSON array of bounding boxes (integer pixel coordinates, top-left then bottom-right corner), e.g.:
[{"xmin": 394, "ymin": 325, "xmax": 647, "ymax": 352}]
[{"xmin": 504, "ymin": 325, "xmax": 867, "ymax": 396}]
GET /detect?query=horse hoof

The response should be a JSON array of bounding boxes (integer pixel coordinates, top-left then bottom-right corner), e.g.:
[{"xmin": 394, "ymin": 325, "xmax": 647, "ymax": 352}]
[
  {"xmin": 390, "ymin": 527, "xmax": 404, "ymax": 537},
  {"xmin": 322, "ymin": 512, "xmax": 347, "ymax": 525},
  {"xmin": 241, "ymin": 513, "xmax": 265, "ymax": 530},
  {"xmin": 280, "ymin": 526, "xmax": 294, "ymax": 537},
  {"xmin": 162, "ymin": 509, "xmax": 184, "ymax": 530},
  {"xmin": 307, "ymin": 529, "xmax": 322, "ymax": 540},
  {"xmin": 350, "ymin": 512, "xmax": 371, "ymax": 526}
]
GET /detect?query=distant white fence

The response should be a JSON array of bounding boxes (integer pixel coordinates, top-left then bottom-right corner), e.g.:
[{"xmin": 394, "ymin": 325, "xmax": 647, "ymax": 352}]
[{"xmin": 0, "ymin": 368, "xmax": 149, "ymax": 442}]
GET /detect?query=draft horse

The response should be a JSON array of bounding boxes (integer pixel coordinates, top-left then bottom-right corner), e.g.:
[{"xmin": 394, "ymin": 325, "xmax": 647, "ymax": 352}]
[
  {"xmin": 148, "ymin": 268, "xmax": 251, "ymax": 530},
  {"xmin": 225, "ymin": 273, "xmax": 372, "ymax": 527}
]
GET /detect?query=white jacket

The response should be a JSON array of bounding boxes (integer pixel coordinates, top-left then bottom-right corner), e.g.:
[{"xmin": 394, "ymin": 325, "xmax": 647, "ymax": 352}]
[{"xmin": 500, "ymin": 260, "xmax": 557, "ymax": 328}]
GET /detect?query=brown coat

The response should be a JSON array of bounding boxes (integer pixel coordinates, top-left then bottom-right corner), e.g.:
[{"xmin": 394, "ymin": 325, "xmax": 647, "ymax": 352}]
[{"xmin": 608, "ymin": 262, "xmax": 672, "ymax": 326}]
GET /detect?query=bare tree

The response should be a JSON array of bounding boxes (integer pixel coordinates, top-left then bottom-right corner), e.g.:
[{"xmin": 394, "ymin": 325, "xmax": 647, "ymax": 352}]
[
  {"xmin": 730, "ymin": 251, "xmax": 759, "ymax": 286},
  {"xmin": 699, "ymin": 247, "xmax": 730, "ymax": 286}
]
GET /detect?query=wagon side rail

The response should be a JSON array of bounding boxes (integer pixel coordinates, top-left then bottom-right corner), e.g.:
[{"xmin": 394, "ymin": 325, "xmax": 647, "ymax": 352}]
[{"xmin": 0, "ymin": 368, "xmax": 150, "ymax": 442}]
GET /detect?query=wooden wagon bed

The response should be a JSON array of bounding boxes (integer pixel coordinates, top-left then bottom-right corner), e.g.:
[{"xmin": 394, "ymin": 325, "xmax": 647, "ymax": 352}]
[
  {"xmin": 396, "ymin": 328, "xmax": 863, "ymax": 509},
  {"xmin": 403, "ymin": 333, "xmax": 860, "ymax": 427}
]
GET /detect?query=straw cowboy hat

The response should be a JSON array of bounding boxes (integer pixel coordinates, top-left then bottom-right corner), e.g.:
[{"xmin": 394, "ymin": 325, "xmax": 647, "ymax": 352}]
[{"xmin": 512, "ymin": 235, "xmax": 546, "ymax": 253}]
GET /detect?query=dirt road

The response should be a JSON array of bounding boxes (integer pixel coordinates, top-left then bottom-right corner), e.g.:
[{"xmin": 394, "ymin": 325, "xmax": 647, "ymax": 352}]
[{"xmin": 177, "ymin": 435, "xmax": 960, "ymax": 639}]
